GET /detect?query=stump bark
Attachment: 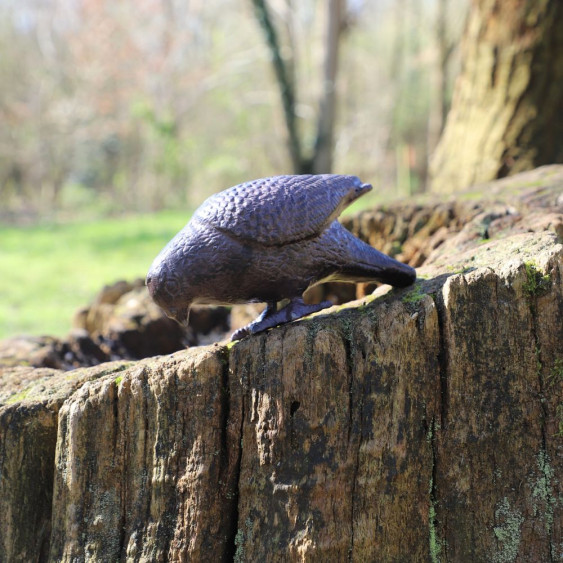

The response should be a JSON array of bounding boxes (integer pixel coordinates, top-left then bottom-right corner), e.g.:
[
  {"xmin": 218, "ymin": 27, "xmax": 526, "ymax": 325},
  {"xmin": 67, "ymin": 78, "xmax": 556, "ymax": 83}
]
[{"xmin": 1, "ymin": 169, "xmax": 562, "ymax": 562}]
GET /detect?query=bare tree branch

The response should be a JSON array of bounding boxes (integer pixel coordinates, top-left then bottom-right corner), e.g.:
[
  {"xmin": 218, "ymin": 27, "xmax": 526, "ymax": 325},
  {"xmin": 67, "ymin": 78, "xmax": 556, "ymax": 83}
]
[{"xmin": 251, "ymin": 0, "xmax": 303, "ymax": 172}]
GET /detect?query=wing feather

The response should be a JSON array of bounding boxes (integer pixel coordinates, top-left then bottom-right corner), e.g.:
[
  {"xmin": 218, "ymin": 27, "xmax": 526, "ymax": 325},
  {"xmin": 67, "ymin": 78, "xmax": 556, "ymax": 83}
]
[{"xmin": 192, "ymin": 174, "xmax": 371, "ymax": 246}]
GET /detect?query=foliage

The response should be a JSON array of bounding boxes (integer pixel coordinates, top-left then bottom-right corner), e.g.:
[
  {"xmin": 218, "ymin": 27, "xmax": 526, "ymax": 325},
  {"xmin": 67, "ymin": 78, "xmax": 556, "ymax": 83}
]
[{"xmin": 0, "ymin": 0, "xmax": 470, "ymax": 337}]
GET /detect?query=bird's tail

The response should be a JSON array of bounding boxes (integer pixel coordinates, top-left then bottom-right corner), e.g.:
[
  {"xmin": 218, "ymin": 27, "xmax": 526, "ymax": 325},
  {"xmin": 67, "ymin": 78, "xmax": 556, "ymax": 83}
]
[{"xmin": 332, "ymin": 226, "xmax": 416, "ymax": 288}]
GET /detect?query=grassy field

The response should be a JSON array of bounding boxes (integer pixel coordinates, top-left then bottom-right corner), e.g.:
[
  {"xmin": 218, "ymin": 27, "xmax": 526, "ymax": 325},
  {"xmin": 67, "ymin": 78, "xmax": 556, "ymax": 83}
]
[{"xmin": 0, "ymin": 211, "xmax": 190, "ymax": 339}]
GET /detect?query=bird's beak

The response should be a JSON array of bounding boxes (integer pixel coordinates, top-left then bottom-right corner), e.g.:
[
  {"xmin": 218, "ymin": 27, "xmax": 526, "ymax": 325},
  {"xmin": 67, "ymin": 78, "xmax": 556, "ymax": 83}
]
[
  {"xmin": 167, "ymin": 306, "xmax": 190, "ymax": 327},
  {"xmin": 181, "ymin": 309, "xmax": 191, "ymax": 329}
]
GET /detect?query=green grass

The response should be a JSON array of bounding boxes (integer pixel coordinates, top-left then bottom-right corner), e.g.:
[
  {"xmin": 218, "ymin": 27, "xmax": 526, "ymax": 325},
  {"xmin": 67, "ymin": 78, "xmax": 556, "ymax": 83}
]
[{"xmin": 0, "ymin": 211, "xmax": 190, "ymax": 339}]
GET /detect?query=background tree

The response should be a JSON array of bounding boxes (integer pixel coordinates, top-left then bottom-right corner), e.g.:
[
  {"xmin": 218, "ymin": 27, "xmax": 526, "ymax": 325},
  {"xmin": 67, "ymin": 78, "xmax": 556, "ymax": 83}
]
[
  {"xmin": 251, "ymin": 0, "xmax": 345, "ymax": 174},
  {"xmin": 430, "ymin": 0, "xmax": 563, "ymax": 193},
  {"xmin": 427, "ymin": 0, "xmax": 456, "ymax": 152}
]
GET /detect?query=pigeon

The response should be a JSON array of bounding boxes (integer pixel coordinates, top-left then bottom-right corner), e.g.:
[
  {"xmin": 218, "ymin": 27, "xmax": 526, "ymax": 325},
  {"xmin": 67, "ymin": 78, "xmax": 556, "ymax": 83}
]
[{"xmin": 146, "ymin": 174, "xmax": 416, "ymax": 340}]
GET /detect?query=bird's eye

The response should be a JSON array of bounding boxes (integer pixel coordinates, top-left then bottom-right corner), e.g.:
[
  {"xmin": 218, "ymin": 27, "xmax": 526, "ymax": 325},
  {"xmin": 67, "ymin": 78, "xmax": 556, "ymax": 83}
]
[{"xmin": 164, "ymin": 279, "xmax": 180, "ymax": 296}]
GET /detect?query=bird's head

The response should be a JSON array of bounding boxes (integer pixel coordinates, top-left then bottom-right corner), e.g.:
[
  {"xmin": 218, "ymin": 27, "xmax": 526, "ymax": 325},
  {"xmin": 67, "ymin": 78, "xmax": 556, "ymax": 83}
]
[{"xmin": 146, "ymin": 258, "xmax": 191, "ymax": 327}]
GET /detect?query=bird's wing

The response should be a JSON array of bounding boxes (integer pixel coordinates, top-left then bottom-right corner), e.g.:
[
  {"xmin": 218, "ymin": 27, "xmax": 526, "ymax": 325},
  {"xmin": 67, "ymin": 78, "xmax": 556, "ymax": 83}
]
[{"xmin": 192, "ymin": 174, "xmax": 371, "ymax": 246}]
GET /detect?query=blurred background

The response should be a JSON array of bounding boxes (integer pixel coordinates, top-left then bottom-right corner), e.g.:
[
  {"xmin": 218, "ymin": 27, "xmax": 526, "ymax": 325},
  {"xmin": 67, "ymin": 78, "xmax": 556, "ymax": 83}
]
[
  {"xmin": 2, "ymin": 0, "xmax": 561, "ymax": 338},
  {"xmin": 0, "ymin": 0, "xmax": 468, "ymax": 221}
]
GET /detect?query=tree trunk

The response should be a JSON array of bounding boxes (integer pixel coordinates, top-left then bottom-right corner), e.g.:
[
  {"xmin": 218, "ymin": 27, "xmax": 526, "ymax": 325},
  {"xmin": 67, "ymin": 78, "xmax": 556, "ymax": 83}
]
[
  {"xmin": 311, "ymin": 0, "xmax": 344, "ymax": 174},
  {"xmin": 1, "ymin": 168, "xmax": 563, "ymax": 561},
  {"xmin": 252, "ymin": 0, "xmax": 345, "ymax": 174},
  {"xmin": 427, "ymin": 0, "xmax": 455, "ymax": 153},
  {"xmin": 251, "ymin": 0, "xmax": 304, "ymax": 173},
  {"xmin": 430, "ymin": 0, "xmax": 563, "ymax": 193}
]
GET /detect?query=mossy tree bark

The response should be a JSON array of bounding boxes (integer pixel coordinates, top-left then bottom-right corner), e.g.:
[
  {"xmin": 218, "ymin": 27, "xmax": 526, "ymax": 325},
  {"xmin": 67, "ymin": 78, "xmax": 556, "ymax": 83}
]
[{"xmin": 430, "ymin": 0, "xmax": 563, "ymax": 193}]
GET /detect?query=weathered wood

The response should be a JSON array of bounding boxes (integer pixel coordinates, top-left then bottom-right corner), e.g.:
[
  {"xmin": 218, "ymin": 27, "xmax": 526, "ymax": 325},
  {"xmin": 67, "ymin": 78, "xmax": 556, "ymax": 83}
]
[
  {"xmin": 1, "ymin": 173, "xmax": 562, "ymax": 562},
  {"xmin": 232, "ymin": 298, "xmax": 440, "ymax": 561},
  {"xmin": 0, "ymin": 363, "xmax": 131, "ymax": 562},
  {"xmin": 48, "ymin": 348, "xmax": 241, "ymax": 562},
  {"xmin": 433, "ymin": 243, "xmax": 563, "ymax": 561}
]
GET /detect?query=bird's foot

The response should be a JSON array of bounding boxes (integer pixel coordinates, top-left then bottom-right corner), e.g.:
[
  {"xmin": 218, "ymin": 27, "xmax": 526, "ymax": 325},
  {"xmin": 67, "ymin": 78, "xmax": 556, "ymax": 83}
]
[
  {"xmin": 230, "ymin": 298, "xmax": 333, "ymax": 341},
  {"xmin": 230, "ymin": 326, "xmax": 252, "ymax": 341},
  {"xmin": 230, "ymin": 301, "xmax": 277, "ymax": 341}
]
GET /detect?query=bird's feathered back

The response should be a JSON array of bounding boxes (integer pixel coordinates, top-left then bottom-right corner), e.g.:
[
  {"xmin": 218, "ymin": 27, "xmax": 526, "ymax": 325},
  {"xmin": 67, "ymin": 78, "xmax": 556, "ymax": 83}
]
[{"xmin": 192, "ymin": 174, "xmax": 370, "ymax": 246}]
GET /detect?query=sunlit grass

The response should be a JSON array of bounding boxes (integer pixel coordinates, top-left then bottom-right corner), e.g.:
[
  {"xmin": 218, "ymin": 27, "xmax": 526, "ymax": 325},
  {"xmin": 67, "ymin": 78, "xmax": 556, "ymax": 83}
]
[{"xmin": 0, "ymin": 211, "xmax": 189, "ymax": 338}]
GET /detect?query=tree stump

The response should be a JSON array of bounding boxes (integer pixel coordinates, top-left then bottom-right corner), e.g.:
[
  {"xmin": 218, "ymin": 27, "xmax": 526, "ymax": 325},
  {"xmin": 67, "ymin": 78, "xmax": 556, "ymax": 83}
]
[{"xmin": 1, "ymin": 168, "xmax": 562, "ymax": 562}]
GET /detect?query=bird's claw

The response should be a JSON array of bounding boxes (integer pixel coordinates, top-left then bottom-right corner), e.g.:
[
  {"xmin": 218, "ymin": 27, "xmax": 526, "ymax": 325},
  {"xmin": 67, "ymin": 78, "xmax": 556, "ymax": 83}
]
[
  {"xmin": 230, "ymin": 326, "xmax": 251, "ymax": 341},
  {"xmin": 229, "ymin": 298, "xmax": 333, "ymax": 341}
]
